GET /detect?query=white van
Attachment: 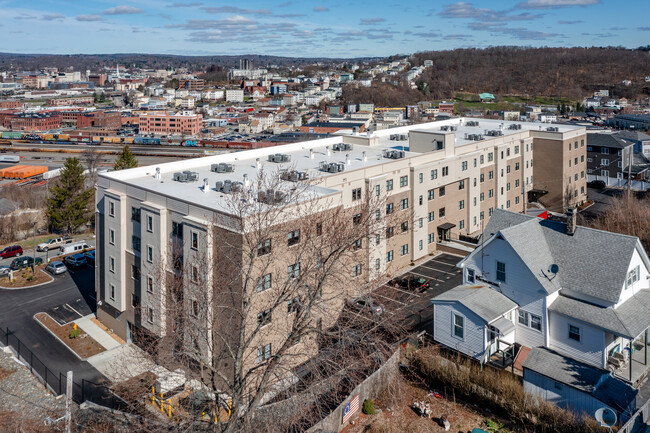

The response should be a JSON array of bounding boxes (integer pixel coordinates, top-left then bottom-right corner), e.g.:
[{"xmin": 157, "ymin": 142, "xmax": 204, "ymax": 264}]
[{"xmin": 59, "ymin": 241, "xmax": 91, "ymax": 255}]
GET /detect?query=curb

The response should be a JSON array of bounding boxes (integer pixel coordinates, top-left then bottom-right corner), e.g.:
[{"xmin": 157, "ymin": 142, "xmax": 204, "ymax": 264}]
[
  {"xmin": 33, "ymin": 312, "xmax": 87, "ymax": 361},
  {"xmin": 0, "ymin": 269, "xmax": 54, "ymax": 290}
]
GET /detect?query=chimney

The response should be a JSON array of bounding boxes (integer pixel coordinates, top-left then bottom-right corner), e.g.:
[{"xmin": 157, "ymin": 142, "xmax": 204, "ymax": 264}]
[
  {"xmin": 346, "ymin": 154, "xmax": 351, "ymax": 165},
  {"xmin": 566, "ymin": 207, "xmax": 577, "ymax": 236},
  {"xmin": 202, "ymin": 178, "xmax": 209, "ymax": 192},
  {"xmin": 154, "ymin": 167, "xmax": 161, "ymax": 180},
  {"xmin": 362, "ymin": 151, "xmax": 367, "ymax": 162}
]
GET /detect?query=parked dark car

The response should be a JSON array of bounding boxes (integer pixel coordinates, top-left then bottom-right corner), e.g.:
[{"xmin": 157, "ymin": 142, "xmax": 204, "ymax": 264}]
[
  {"xmin": 84, "ymin": 250, "xmax": 95, "ymax": 266},
  {"xmin": 0, "ymin": 245, "xmax": 23, "ymax": 259},
  {"xmin": 10, "ymin": 256, "xmax": 43, "ymax": 270},
  {"xmin": 390, "ymin": 276, "xmax": 431, "ymax": 292},
  {"xmin": 587, "ymin": 180, "xmax": 606, "ymax": 189},
  {"xmin": 64, "ymin": 253, "xmax": 87, "ymax": 268},
  {"xmin": 347, "ymin": 296, "xmax": 385, "ymax": 316}
]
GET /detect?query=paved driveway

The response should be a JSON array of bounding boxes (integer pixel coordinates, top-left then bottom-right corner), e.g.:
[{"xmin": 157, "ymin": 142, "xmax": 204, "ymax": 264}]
[{"xmin": 0, "ymin": 263, "xmax": 106, "ymax": 385}]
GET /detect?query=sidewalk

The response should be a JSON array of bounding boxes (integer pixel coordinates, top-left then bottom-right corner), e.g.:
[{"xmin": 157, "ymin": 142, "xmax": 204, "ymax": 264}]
[
  {"xmin": 75, "ymin": 314, "xmax": 121, "ymax": 350},
  {"xmin": 87, "ymin": 343, "xmax": 170, "ymax": 383}
]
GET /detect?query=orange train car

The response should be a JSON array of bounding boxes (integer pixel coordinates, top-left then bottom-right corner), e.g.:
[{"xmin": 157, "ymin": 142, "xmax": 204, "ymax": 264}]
[{"xmin": 0, "ymin": 165, "xmax": 48, "ymax": 179}]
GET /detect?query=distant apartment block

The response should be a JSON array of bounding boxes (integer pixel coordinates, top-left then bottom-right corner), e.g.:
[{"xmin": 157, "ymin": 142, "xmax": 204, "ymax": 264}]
[
  {"xmin": 225, "ymin": 89, "xmax": 244, "ymax": 103},
  {"xmin": 138, "ymin": 112, "xmax": 202, "ymax": 135},
  {"xmin": 47, "ymin": 97, "xmax": 94, "ymax": 106},
  {"xmin": 76, "ymin": 111, "xmax": 122, "ymax": 129},
  {"xmin": 0, "ymin": 100, "xmax": 22, "ymax": 109},
  {"xmin": 7, "ymin": 112, "xmax": 62, "ymax": 131}
]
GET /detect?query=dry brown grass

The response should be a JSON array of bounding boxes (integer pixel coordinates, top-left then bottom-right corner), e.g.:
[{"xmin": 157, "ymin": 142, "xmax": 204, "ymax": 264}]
[{"xmin": 0, "ymin": 365, "xmax": 14, "ymax": 381}]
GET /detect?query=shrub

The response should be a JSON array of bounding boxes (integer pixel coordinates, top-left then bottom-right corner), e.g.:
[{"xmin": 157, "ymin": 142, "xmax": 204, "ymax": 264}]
[
  {"xmin": 26, "ymin": 275, "xmax": 33, "ymax": 281},
  {"xmin": 362, "ymin": 398, "xmax": 375, "ymax": 415},
  {"xmin": 69, "ymin": 328, "xmax": 80, "ymax": 339}
]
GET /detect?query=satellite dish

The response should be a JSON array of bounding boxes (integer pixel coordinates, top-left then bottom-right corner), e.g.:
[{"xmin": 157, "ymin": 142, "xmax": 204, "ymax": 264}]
[
  {"xmin": 548, "ymin": 264, "xmax": 559, "ymax": 274},
  {"xmin": 595, "ymin": 407, "xmax": 617, "ymax": 430}
]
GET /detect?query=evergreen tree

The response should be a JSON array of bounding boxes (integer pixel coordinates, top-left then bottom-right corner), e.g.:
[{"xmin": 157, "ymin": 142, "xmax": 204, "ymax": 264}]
[
  {"xmin": 113, "ymin": 145, "xmax": 138, "ymax": 171},
  {"xmin": 47, "ymin": 158, "xmax": 94, "ymax": 234}
]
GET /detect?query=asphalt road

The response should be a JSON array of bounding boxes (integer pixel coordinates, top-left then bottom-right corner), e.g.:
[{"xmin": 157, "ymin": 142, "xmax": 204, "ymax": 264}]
[
  {"xmin": 0, "ymin": 263, "xmax": 106, "ymax": 385},
  {"xmin": 582, "ymin": 186, "xmax": 623, "ymax": 219},
  {"xmin": 1, "ymin": 238, "xmax": 96, "ymax": 264}
]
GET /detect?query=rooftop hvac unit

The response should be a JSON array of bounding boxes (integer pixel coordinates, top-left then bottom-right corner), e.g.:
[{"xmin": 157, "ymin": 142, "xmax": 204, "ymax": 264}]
[
  {"xmin": 440, "ymin": 125, "xmax": 457, "ymax": 131},
  {"xmin": 268, "ymin": 153, "xmax": 291, "ymax": 163},
  {"xmin": 507, "ymin": 123, "xmax": 522, "ymax": 130},
  {"xmin": 280, "ymin": 170, "xmax": 309, "ymax": 182},
  {"xmin": 399, "ymin": 134, "xmax": 408, "ymax": 141},
  {"xmin": 464, "ymin": 133, "xmax": 484, "ymax": 141},
  {"xmin": 318, "ymin": 161, "xmax": 345, "ymax": 173},
  {"xmin": 389, "ymin": 134, "xmax": 398, "ymax": 141},
  {"xmin": 215, "ymin": 179, "xmax": 243, "ymax": 194},
  {"xmin": 383, "ymin": 150, "xmax": 406, "ymax": 159},
  {"xmin": 465, "ymin": 121, "xmax": 479, "ymax": 127},
  {"xmin": 172, "ymin": 171, "xmax": 199, "ymax": 183},
  {"xmin": 546, "ymin": 126, "xmax": 559, "ymax": 132},
  {"xmin": 211, "ymin": 163, "xmax": 235, "ymax": 173},
  {"xmin": 258, "ymin": 189, "xmax": 286, "ymax": 204},
  {"xmin": 486, "ymin": 130, "xmax": 503, "ymax": 137},
  {"xmin": 332, "ymin": 142, "xmax": 352, "ymax": 151}
]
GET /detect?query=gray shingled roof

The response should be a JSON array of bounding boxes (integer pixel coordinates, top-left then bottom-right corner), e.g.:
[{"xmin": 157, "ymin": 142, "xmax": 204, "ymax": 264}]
[
  {"xmin": 523, "ymin": 347, "xmax": 637, "ymax": 412},
  {"xmin": 614, "ymin": 130, "xmax": 650, "ymax": 142},
  {"xmin": 479, "ymin": 209, "xmax": 643, "ymax": 304},
  {"xmin": 587, "ymin": 133, "xmax": 634, "ymax": 149},
  {"xmin": 432, "ymin": 284, "xmax": 517, "ymax": 323},
  {"xmin": 550, "ymin": 291, "xmax": 650, "ymax": 338}
]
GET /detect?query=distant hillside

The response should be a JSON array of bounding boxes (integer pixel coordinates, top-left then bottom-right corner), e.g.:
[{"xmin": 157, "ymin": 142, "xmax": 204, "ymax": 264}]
[{"xmin": 0, "ymin": 53, "xmax": 379, "ymax": 72}]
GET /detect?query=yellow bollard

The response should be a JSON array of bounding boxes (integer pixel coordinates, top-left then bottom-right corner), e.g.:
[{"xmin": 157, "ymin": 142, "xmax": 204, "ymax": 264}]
[
  {"xmin": 160, "ymin": 392, "xmax": 164, "ymax": 412},
  {"xmin": 168, "ymin": 400, "xmax": 172, "ymax": 417},
  {"xmin": 202, "ymin": 412, "xmax": 205, "ymax": 421},
  {"xmin": 151, "ymin": 386, "xmax": 155, "ymax": 405},
  {"xmin": 228, "ymin": 399, "xmax": 232, "ymax": 416}
]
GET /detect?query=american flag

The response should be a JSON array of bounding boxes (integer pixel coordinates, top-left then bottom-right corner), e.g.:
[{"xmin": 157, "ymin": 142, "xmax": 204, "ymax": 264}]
[{"xmin": 342, "ymin": 395, "xmax": 360, "ymax": 424}]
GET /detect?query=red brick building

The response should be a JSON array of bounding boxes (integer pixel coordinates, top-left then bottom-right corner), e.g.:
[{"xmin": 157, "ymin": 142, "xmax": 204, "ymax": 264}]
[
  {"xmin": 0, "ymin": 100, "xmax": 22, "ymax": 109},
  {"xmin": 8, "ymin": 113, "xmax": 62, "ymax": 131},
  {"xmin": 77, "ymin": 111, "xmax": 122, "ymax": 129},
  {"xmin": 138, "ymin": 112, "xmax": 202, "ymax": 135}
]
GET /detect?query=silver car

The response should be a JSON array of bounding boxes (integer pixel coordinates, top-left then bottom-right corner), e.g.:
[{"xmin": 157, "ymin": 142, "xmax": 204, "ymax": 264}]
[
  {"xmin": 347, "ymin": 296, "xmax": 385, "ymax": 315},
  {"xmin": 45, "ymin": 261, "xmax": 67, "ymax": 275}
]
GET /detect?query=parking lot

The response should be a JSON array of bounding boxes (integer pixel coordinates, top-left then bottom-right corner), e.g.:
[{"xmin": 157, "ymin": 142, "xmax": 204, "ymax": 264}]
[{"xmin": 366, "ymin": 253, "xmax": 465, "ymax": 332}]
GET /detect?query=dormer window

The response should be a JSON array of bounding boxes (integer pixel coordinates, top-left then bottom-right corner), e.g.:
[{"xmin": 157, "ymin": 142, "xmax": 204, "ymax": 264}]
[{"xmin": 626, "ymin": 265, "xmax": 640, "ymax": 289}]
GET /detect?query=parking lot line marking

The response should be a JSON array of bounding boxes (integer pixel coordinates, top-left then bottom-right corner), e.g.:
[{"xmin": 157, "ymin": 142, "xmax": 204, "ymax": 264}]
[
  {"xmin": 419, "ymin": 264, "xmax": 459, "ymax": 275},
  {"xmin": 409, "ymin": 270, "xmax": 447, "ymax": 282},
  {"xmin": 373, "ymin": 293, "xmax": 407, "ymax": 306},
  {"xmin": 65, "ymin": 303, "xmax": 84, "ymax": 319}
]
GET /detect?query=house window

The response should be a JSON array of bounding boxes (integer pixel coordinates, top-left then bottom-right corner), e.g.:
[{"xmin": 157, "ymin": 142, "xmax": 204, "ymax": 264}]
[
  {"xmin": 461, "ymin": 161, "xmax": 468, "ymax": 171},
  {"xmin": 601, "ymin": 158, "xmax": 609, "ymax": 166},
  {"xmin": 375, "ymin": 185, "xmax": 380, "ymax": 196},
  {"xmin": 131, "ymin": 207, "xmax": 141, "ymax": 222},
  {"xmin": 419, "ymin": 195, "xmax": 423, "ymax": 206},
  {"xmin": 626, "ymin": 266, "xmax": 640, "ymax": 289},
  {"xmin": 147, "ymin": 276, "xmax": 153, "ymax": 293},
  {"xmin": 110, "ymin": 284, "xmax": 115, "ymax": 300},
  {"xmin": 401, "ymin": 221, "xmax": 409, "ymax": 233},
  {"xmin": 439, "ymin": 207, "xmax": 445, "ymax": 218},
  {"xmin": 287, "ymin": 229, "xmax": 300, "ymax": 246},
  {"xmin": 459, "ymin": 180, "xmax": 465, "ymax": 190},
  {"xmin": 352, "ymin": 238, "xmax": 362, "ymax": 250},
  {"xmin": 375, "ymin": 258, "xmax": 380, "ymax": 270},
  {"xmin": 386, "ymin": 179, "xmax": 393, "ymax": 191},
  {"xmin": 418, "ymin": 173, "xmax": 423, "ymax": 183},
  {"xmin": 386, "ymin": 227, "xmax": 394, "ymax": 238},
  {"xmin": 480, "ymin": 192, "xmax": 485, "ymax": 202},
  {"xmin": 109, "ymin": 229, "xmax": 115, "ymax": 245},
  {"xmin": 442, "ymin": 166, "xmax": 449, "ymax": 176},
  {"xmin": 568, "ymin": 324, "xmax": 581, "ymax": 342},
  {"xmin": 439, "ymin": 186, "xmax": 445, "ymax": 197},
  {"xmin": 288, "ymin": 263, "xmax": 300, "ymax": 279},
  {"xmin": 257, "ymin": 238, "xmax": 271, "ymax": 256},
  {"xmin": 109, "ymin": 257, "xmax": 115, "ymax": 273},
  {"xmin": 458, "ymin": 200, "xmax": 464, "ymax": 210},
  {"xmin": 257, "ymin": 309, "xmax": 272, "ymax": 327},
  {"xmin": 431, "ymin": 169, "xmax": 438, "ymax": 180},
  {"xmin": 352, "ymin": 187, "xmax": 362, "ymax": 201},
  {"xmin": 428, "ymin": 189, "xmax": 434, "ymax": 200},
  {"xmin": 172, "ymin": 222, "xmax": 183, "ymax": 238},
  {"xmin": 146, "ymin": 245, "xmax": 153, "ymax": 263},
  {"xmin": 147, "ymin": 308, "xmax": 153, "ymax": 324},
  {"xmin": 288, "ymin": 297, "xmax": 300, "ymax": 313},
  {"xmin": 400, "ymin": 175, "xmax": 408, "ymax": 187},
  {"xmin": 453, "ymin": 314, "xmax": 464, "ymax": 339},
  {"xmin": 352, "ymin": 264, "xmax": 362, "ymax": 277},
  {"xmin": 518, "ymin": 310, "xmax": 529, "ymax": 326},
  {"xmin": 257, "ymin": 343, "xmax": 271, "ymax": 363},
  {"xmin": 530, "ymin": 314, "xmax": 542, "ymax": 331},
  {"xmin": 496, "ymin": 261, "xmax": 506, "ymax": 282},
  {"xmin": 146, "ymin": 215, "xmax": 153, "ymax": 232},
  {"xmin": 192, "ymin": 300, "xmax": 199, "ymax": 317},
  {"xmin": 480, "ymin": 174, "xmax": 484, "ymax": 183},
  {"xmin": 419, "ymin": 218, "xmax": 423, "ymax": 228},
  {"xmin": 132, "ymin": 235, "xmax": 141, "ymax": 252},
  {"xmin": 419, "ymin": 240, "xmax": 423, "ymax": 250},
  {"xmin": 488, "ymin": 170, "xmax": 494, "ymax": 180},
  {"xmin": 386, "ymin": 250, "xmax": 393, "ymax": 262},
  {"xmin": 109, "ymin": 201, "xmax": 115, "ymax": 217},
  {"xmin": 190, "ymin": 264, "xmax": 199, "ymax": 283},
  {"xmin": 401, "ymin": 198, "xmax": 408, "ymax": 210},
  {"xmin": 602, "ymin": 147, "xmax": 610, "ymax": 154},
  {"xmin": 506, "ymin": 165, "xmax": 511, "ymax": 174},
  {"xmin": 191, "ymin": 231, "xmax": 199, "ymax": 249},
  {"xmin": 428, "ymin": 211, "xmax": 434, "ymax": 222},
  {"xmin": 400, "ymin": 244, "xmax": 408, "ymax": 256},
  {"xmin": 428, "ymin": 233, "xmax": 435, "ymax": 244},
  {"xmin": 386, "ymin": 203, "xmax": 394, "ymax": 214},
  {"xmin": 467, "ymin": 268, "xmax": 475, "ymax": 283},
  {"xmin": 487, "ymin": 152, "xmax": 493, "ymax": 162},
  {"xmin": 131, "ymin": 265, "xmax": 140, "ymax": 281},
  {"xmin": 480, "ymin": 155, "xmax": 484, "ymax": 164},
  {"xmin": 353, "ymin": 213, "xmax": 362, "ymax": 225},
  {"xmin": 316, "ymin": 223, "xmax": 323, "ymax": 236},
  {"xmin": 459, "ymin": 220, "xmax": 465, "ymax": 230}
]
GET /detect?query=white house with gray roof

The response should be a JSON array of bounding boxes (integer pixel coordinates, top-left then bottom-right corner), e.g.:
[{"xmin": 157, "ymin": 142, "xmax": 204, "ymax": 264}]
[{"xmin": 432, "ymin": 208, "xmax": 650, "ymax": 421}]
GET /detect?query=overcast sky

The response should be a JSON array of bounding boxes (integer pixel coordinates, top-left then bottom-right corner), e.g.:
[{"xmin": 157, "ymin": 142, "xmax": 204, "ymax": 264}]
[{"xmin": 1, "ymin": 0, "xmax": 647, "ymax": 57}]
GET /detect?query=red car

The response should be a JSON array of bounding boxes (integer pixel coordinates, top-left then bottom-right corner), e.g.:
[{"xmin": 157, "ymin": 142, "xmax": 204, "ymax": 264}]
[{"xmin": 0, "ymin": 245, "xmax": 23, "ymax": 259}]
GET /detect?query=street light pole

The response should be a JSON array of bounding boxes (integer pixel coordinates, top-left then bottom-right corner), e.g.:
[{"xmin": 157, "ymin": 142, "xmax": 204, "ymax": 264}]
[{"xmin": 32, "ymin": 222, "xmax": 36, "ymax": 273}]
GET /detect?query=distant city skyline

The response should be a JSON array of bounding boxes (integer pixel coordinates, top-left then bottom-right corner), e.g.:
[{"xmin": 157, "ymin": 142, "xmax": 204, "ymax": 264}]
[{"xmin": 1, "ymin": 0, "xmax": 647, "ymax": 58}]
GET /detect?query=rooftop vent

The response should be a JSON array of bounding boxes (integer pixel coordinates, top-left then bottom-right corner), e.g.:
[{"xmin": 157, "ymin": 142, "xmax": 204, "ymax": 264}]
[
  {"xmin": 172, "ymin": 171, "xmax": 199, "ymax": 183},
  {"xmin": 268, "ymin": 153, "xmax": 291, "ymax": 163},
  {"xmin": 280, "ymin": 170, "xmax": 309, "ymax": 182},
  {"xmin": 507, "ymin": 123, "xmax": 522, "ymax": 130},
  {"xmin": 399, "ymin": 134, "xmax": 408, "ymax": 141},
  {"xmin": 332, "ymin": 142, "xmax": 352, "ymax": 152},
  {"xmin": 258, "ymin": 189, "xmax": 286, "ymax": 204},
  {"xmin": 319, "ymin": 161, "xmax": 345, "ymax": 173},
  {"xmin": 546, "ymin": 126, "xmax": 559, "ymax": 132},
  {"xmin": 211, "ymin": 163, "xmax": 234, "ymax": 173},
  {"xmin": 383, "ymin": 150, "xmax": 406, "ymax": 159},
  {"xmin": 440, "ymin": 125, "xmax": 457, "ymax": 131},
  {"xmin": 465, "ymin": 121, "xmax": 480, "ymax": 127},
  {"xmin": 464, "ymin": 133, "xmax": 484, "ymax": 141},
  {"xmin": 485, "ymin": 130, "xmax": 503, "ymax": 137},
  {"xmin": 389, "ymin": 134, "xmax": 398, "ymax": 141},
  {"xmin": 215, "ymin": 179, "xmax": 243, "ymax": 194}
]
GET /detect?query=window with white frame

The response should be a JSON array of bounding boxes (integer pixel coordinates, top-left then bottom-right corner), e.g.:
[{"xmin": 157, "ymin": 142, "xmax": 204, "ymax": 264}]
[
  {"xmin": 287, "ymin": 229, "xmax": 300, "ymax": 246},
  {"xmin": 400, "ymin": 175, "xmax": 408, "ymax": 187},
  {"xmin": 386, "ymin": 250, "xmax": 393, "ymax": 262},
  {"xmin": 109, "ymin": 229, "xmax": 115, "ymax": 245},
  {"xmin": 453, "ymin": 314, "xmax": 464, "ymax": 339},
  {"xmin": 288, "ymin": 263, "xmax": 300, "ymax": 279},
  {"xmin": 352, "ymin": 264, "xmax": 362, "ymax": 277},
  {"xmin": 401, "ymin": 198, "xmax": 408, "ymax": 210},
  {"xmin": 191, "ymin": 231, "xmax": 198, "ymax": 249},
  {"xmin": 257, "ymin": 343, "xmax": 271, "ymax": 363},
  {"xmin": 109, "ymin": 257, "xmax": 115, "ymax": 273},
  {"xmin": 190, "ymin": 264, "xmax": 199, "ymax": 283},
  {"xmin": 467, "ymin": 268, "xmax": 475, "ymax": 283},
  {"xmin": 147, "ymin": 276, "xmax": 154, "ymax": 293},
  {"xmin": 568, "ymin": 324, "xmax": 581, "ymax": 342},
  {"xmin": 110, "ymin": 284, "xmax": 115, "ymax": 300},
  {"xmin": 146, "ymin": 215, "xmax": 153, "ymax": 232},
  {"xmin": 400, "ymin": 244, "xmax": 408, "ymax": 256},
  {"xmin": 496, "ymin": 261, "xmax": 506, "ymax": 282},
  {"xmin": 626, "ymin": 265, "xmax": 640, "ymax": 289},
  {"xmin": 386, "ymin": 179, "xmax": 393, "ymax": 191},
  {"xmin": 146, "ymin": 245, "xmax": 153, "ymax": 263},
  {"xmin": 530, "ymin": 314, "xmax": 542, "ymax": 331},
  {"xmin": 109, "ymin": 201, "xmax": 115, "ymax": 217},
  {"xmin": 428, "ymin": 233, "xmax": 434, "ymax": 244},
  {"xmin": 147, "ymin": 307, "xmax": 153, "ymax": 323}
]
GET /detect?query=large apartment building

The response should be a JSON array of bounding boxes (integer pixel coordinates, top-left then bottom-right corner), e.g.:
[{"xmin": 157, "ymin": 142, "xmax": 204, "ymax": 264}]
[
  {"xmin": 138, "ymin": 111, "xmax": 202, "ymax": 135},
  {"xmin": 95, "ymin": 118, "xmax": 586, "ymax": 378}
]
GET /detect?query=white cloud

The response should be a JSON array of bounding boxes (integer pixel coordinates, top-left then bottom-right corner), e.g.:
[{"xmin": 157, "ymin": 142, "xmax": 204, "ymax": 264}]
[
  {"xmin": 103, "ymin": 6, "xmax": 144, "ymax": 15},
  {"xmin": 518, "ymin": 0, "xmax": 601, "ymax": 9},
  {"xmin": 76, "ymin": 14, "xmax": 104, "ymax": 22}
]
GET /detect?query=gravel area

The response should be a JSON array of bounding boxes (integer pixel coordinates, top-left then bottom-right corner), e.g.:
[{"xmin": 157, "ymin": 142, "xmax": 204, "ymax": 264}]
[{"xmin": 0, "ymin": 347, "xmax": 66, "ymax": 422}]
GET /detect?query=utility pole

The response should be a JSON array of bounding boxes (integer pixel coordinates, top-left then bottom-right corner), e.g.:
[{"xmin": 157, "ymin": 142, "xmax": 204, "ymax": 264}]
[
  {"xmin": 65, "ymin": 371, "xmax": 72, "ymax": 433},
  {"xmin": 627, "ymin": 148, "xmax": 633, "ymax": 199},
  {"xmin": 32, "ymin": 222, "xmax": 36, "ymax": 273}
]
